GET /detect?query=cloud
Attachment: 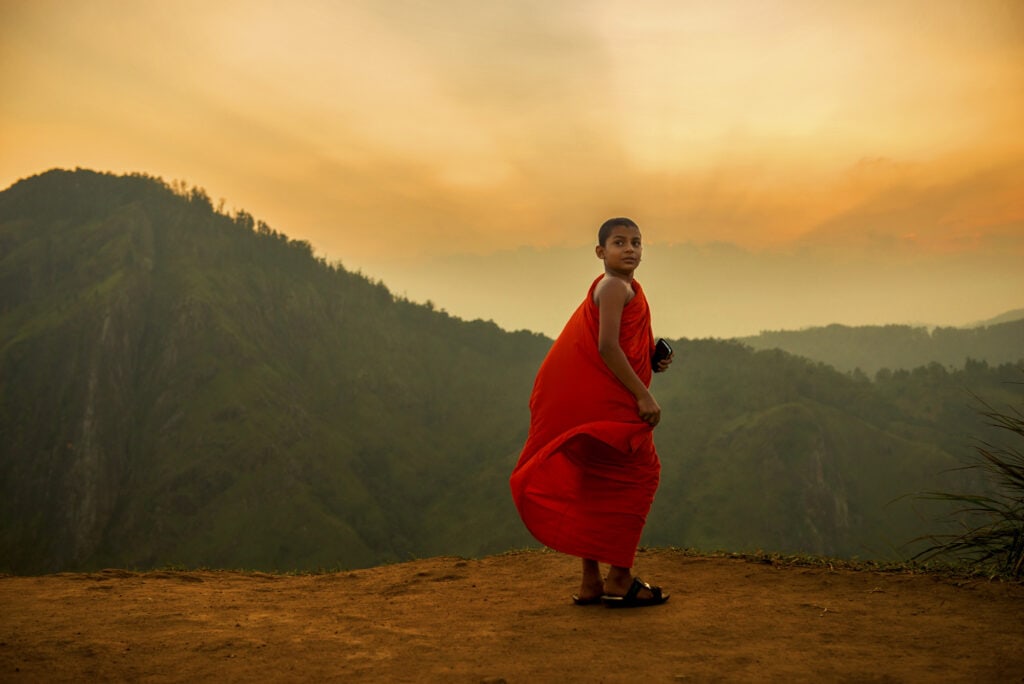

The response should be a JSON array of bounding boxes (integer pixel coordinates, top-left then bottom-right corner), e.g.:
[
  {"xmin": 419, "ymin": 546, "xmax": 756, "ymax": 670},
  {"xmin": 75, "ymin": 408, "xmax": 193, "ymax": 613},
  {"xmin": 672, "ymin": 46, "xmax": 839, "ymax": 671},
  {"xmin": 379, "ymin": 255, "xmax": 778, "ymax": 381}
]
[{"xmin": 797, "ymin": 157, "xmax": 1024, "ymax": 255}]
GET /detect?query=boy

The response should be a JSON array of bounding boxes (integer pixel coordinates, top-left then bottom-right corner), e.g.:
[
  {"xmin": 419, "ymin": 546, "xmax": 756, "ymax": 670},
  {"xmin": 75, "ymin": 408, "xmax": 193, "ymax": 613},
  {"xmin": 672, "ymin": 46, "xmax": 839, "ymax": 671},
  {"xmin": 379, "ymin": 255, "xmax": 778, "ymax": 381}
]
[{"xmin": 510, "ymin": 217, "xmax": 672, "ymax": 608}]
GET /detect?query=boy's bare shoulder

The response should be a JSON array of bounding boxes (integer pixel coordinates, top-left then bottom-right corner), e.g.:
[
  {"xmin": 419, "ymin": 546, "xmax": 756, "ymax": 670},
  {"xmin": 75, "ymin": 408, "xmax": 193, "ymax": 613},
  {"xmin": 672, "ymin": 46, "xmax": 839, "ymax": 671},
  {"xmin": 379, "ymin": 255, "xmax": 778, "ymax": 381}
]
[{"xmin": 592, "ymin": 275, "xmax": 635, "ymax": 304}]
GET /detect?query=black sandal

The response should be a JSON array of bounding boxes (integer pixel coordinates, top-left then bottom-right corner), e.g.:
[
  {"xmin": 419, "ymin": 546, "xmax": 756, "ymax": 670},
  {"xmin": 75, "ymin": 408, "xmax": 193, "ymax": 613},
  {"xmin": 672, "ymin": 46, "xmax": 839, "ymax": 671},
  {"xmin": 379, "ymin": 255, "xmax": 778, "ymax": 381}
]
[{"xmin": 601, "ymin": 578, "xmax": 669, "ymax": 608}]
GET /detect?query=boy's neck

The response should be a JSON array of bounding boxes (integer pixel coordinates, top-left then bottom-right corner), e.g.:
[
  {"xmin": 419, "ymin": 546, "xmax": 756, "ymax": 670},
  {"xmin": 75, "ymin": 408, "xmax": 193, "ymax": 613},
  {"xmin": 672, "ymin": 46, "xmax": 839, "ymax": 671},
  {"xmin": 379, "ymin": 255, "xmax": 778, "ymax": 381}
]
[{"xmin": 604, "ymin": 267, "xmax": 635, "ymax": 282}]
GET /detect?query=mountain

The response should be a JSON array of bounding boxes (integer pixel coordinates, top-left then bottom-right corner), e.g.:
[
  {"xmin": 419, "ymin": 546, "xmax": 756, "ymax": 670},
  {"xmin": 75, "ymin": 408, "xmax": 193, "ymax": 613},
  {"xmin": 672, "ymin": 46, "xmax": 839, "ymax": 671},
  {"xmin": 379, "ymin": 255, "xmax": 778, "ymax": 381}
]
[
  {"xmin": 2, "ymin": 168, "xmax": 1021, "ymax": 573},
  {"xmin": 970, "ymin": 308, "xmax": 1024, "ymax": 328},
  {"xmin": 738, "ymin": 321, "xmax": 1024, "ymax": 375},
  {"xmin": 0, "ymin": 169, "xmax": 547, "ymax": 573}
]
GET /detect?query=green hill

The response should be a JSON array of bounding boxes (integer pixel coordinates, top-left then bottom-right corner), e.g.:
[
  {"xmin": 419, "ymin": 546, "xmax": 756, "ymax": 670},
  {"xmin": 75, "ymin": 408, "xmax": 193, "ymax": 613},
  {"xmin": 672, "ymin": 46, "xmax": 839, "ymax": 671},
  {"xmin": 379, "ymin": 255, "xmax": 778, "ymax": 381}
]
[
  {"xmin": 0, "ymin": 169, "xmax": 547, "ymax": 573},
  {"xmin": 646, "ymin": 343, "xmax": 1023, "ymax": 558},
  {"xmin": 2, "ymin": 168, "xmax": 1021, "ymax": 573},
  {"xmin": 739, "ymin": 321, "xmax": 1024, "ymax": 376}
]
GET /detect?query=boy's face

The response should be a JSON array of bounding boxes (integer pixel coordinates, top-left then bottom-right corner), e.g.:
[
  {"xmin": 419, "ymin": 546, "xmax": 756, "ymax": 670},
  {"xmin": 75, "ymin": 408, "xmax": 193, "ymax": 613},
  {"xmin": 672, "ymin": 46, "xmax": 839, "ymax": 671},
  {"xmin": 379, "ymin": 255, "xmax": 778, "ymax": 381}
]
[{"xmin": 596, "ymin": 225, "xmax": 643, "ymax": 273}]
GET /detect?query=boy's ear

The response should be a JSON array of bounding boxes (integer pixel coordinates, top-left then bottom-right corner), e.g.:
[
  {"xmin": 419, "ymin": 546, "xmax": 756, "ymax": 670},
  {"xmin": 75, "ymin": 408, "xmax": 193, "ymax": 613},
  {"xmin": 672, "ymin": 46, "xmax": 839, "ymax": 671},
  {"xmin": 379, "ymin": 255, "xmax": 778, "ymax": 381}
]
[{"xmin": 595, "ymin": 244, "xmax": 605, "ymax": 260}]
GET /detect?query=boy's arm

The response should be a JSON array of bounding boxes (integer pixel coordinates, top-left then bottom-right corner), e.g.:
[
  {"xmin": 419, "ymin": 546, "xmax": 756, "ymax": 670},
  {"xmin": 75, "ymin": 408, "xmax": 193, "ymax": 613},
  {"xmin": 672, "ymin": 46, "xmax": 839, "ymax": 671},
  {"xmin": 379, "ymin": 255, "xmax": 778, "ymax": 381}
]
[{"xmin": 595, "ymin": 279, "xmax": 661, "ymax": 426}]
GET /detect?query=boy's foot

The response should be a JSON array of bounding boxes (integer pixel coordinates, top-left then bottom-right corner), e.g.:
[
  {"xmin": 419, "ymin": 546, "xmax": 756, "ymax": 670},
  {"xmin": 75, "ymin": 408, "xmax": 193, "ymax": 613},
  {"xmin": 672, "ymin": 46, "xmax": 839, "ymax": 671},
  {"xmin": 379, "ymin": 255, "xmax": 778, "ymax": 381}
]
[
  {"xmin": 572, "ymin": 578, "xmax": 605, "ymax": 605},
  {"xmin": 601, "ymin": 577, "xmax": 669, "ymax": 608}
]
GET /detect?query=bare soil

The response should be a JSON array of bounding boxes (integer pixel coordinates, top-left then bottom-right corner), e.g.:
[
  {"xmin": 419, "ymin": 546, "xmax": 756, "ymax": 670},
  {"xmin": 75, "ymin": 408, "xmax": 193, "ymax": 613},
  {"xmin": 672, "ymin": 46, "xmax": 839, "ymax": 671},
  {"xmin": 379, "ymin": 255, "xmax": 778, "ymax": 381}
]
[{"xmin": 2, "ymin": 549, "xmax": 1022, "ymax": 682}]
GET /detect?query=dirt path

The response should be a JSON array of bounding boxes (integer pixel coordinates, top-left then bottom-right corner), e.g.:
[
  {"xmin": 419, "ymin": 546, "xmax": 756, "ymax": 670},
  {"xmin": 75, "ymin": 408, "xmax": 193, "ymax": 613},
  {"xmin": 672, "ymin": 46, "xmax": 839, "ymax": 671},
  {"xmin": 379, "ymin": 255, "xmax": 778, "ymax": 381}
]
[{"xmin": 2, "ymin": 549, "xmax": 1022, "ymax": 682}]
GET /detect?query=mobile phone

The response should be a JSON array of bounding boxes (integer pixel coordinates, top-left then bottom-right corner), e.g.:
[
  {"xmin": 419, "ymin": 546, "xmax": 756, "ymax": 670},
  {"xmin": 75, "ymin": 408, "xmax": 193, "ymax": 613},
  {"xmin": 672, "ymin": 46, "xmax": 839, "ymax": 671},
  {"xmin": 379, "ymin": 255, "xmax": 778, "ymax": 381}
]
[{"xmin": 652, "ymin": 338, "xmax": 673, "ymax": 371}]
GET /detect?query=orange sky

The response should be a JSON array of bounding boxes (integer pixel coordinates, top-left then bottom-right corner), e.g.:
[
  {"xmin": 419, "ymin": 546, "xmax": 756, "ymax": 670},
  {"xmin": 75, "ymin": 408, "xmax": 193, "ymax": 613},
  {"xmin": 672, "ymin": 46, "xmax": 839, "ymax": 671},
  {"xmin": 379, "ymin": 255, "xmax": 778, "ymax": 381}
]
[{"xmin": 2, "ymin": 0, "xmax": 1022, "ymax": 338}]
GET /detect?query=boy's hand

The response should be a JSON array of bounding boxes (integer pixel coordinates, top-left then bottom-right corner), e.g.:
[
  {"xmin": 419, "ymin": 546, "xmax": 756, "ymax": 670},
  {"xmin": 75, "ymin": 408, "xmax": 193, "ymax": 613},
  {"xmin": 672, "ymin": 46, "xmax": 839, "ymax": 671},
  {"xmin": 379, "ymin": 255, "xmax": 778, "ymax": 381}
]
[
  {"xmin": 655, "ymin": 353, "xmax": 674, "ymax": 373},
  {"xmin": 637, "ymin": 393, "xmax": 662, "ymax": 426}
]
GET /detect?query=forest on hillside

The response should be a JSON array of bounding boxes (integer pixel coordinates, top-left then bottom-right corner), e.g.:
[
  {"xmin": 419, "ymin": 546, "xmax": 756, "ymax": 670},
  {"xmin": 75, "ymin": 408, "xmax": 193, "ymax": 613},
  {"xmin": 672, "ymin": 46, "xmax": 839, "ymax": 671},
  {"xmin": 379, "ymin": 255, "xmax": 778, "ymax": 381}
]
[
  {"xmin": 740, "ymin": 321, "xmax": 1023, "ymax": 375},
  {"xmin": 1, "ymin": 169, "xmax": 1022, "ymax": 574}
]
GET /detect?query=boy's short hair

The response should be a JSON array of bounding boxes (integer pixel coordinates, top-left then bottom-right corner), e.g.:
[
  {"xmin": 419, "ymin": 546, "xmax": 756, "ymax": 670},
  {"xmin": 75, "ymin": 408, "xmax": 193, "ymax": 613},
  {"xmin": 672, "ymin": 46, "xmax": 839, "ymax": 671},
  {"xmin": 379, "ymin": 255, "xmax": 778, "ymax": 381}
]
[{"xmin": 598, "ymin": 217, "xmax": 639, "ymax": 246}]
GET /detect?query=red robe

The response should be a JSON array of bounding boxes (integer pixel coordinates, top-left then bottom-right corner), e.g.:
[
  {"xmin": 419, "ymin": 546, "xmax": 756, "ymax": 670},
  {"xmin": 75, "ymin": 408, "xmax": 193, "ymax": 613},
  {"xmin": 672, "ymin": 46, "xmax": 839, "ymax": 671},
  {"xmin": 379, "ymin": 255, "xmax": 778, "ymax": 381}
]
[{"xmin": 509, "ymin": 275, "xmax": 661, "ymax": 568}]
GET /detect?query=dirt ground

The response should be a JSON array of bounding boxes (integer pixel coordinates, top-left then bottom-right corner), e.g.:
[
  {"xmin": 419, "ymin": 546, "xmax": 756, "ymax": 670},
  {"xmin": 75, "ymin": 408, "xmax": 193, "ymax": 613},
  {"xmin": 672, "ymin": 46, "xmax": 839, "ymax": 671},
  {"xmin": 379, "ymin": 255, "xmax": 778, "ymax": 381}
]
[{"xmin": 2, "ymin": 549, "xmax": 1023, "ymax": 683}]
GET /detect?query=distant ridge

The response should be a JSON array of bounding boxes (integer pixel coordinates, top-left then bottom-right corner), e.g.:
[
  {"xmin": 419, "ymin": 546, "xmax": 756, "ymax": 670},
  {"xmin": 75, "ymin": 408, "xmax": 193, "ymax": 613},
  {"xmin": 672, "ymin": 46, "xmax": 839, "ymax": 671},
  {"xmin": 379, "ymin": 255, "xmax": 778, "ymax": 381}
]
[
  {"xmin": 968, "ymin": 308, "xmax": 1024, "ymax": 328},
  {"xmin": 738, "ymin": 319, "xmax": 1024, "ymax": 375}
]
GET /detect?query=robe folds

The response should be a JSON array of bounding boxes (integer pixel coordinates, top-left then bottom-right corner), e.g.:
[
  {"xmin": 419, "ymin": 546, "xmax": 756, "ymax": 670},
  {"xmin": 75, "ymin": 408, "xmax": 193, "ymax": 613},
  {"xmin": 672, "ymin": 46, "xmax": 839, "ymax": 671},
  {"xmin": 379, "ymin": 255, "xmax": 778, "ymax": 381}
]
[{"xmin": 510, "ymin": 275, "xmax": 661, "ymax": 568}]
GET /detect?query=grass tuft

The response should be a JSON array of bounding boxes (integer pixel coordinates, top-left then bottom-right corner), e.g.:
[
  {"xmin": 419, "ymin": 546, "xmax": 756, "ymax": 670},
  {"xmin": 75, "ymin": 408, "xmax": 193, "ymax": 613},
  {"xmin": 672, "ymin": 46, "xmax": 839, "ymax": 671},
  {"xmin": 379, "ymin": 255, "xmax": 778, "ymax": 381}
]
[{"xmin": 912, "ymin": 390, "xmax": 1024, "ymax": 580}]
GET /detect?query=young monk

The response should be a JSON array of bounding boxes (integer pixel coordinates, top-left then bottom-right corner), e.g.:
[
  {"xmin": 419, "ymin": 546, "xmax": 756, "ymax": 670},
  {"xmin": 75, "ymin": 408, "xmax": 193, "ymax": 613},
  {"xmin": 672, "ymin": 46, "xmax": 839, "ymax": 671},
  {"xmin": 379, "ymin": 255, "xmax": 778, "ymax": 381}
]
[{"xmin": 510, "ymin": 217, "xmax": 673, "ymax": 608}]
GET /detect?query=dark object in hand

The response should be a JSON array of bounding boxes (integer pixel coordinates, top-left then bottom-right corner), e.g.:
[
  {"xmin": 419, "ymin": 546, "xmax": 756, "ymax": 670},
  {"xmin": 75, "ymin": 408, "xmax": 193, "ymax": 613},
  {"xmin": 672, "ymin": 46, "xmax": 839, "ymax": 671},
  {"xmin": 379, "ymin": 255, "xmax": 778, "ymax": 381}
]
[{"xmin": 652, "ymin": 338, "xmax": 672, "ymax": 372}]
